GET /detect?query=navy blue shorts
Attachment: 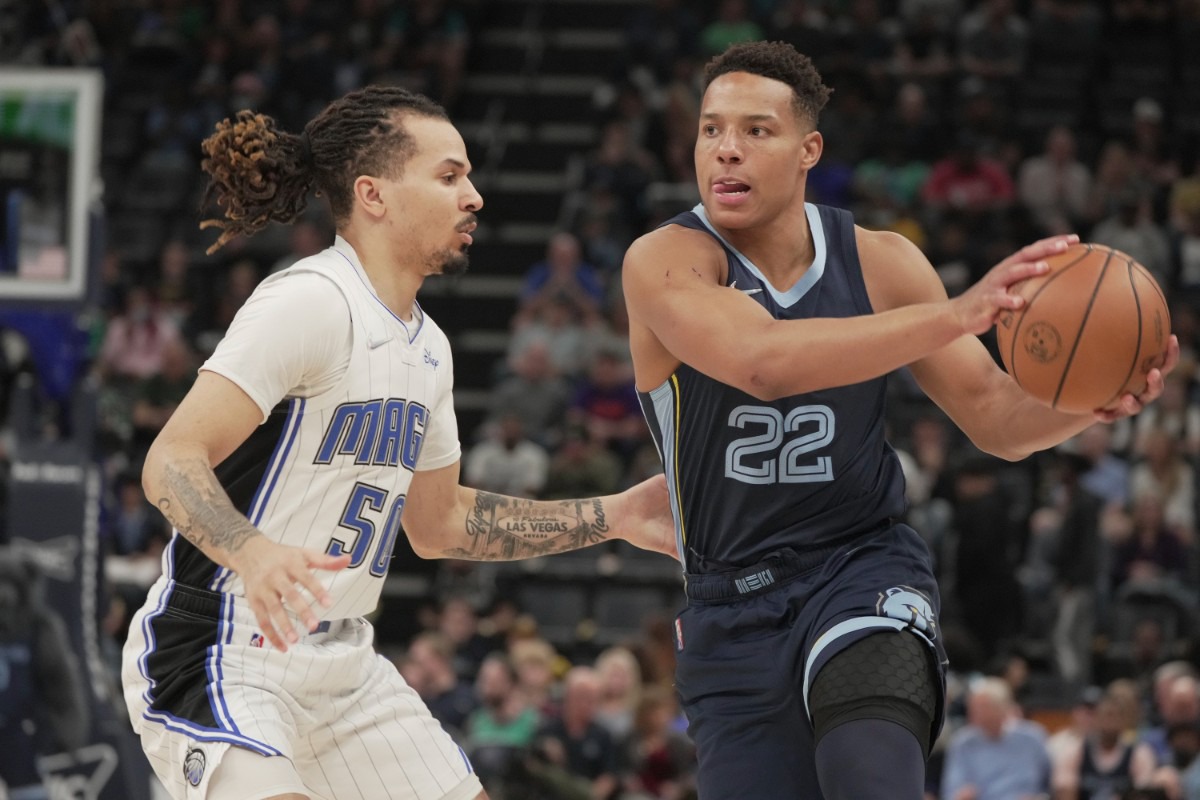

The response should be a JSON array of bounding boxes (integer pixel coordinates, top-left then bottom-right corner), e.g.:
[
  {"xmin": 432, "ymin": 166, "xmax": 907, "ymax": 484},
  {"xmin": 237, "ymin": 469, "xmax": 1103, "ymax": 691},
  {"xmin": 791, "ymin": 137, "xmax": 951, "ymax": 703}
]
[{"xmin": 674, "ymin": 522, "xmax": 947, "ymax": 799}]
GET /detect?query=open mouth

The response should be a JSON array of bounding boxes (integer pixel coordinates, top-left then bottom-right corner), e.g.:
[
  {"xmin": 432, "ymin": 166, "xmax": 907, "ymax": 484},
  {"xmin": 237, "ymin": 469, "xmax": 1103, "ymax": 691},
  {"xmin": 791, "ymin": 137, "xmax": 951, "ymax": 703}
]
[{"xmin": 713, "ymin": 180, "xmax": 751, "ymax": 197}]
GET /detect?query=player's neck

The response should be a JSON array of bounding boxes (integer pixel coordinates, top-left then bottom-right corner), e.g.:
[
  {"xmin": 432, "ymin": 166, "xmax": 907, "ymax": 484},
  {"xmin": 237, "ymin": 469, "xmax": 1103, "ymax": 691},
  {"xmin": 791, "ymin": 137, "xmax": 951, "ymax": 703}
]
[
  {"xmin": 339, "ymin": 229, "xmax": 421, "ymax": 322},
  {"xmin": 719, "ymin": 203, "xmax": 816, "ymax": 289}
]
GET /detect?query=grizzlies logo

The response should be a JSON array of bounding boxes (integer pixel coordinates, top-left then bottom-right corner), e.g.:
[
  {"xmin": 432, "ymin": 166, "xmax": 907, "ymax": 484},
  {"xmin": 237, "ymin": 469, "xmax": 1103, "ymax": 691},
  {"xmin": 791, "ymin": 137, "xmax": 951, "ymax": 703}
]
[
  {"xmin": 877, "ymin": 586, "xmax": 937, "ymax": 639},
  {"xmin": 184, "ymin": 747, "xmax": 206, "ymax": 787},
  {"xmin": 1023, "ymin": 322, "xmax": 1061, "ymax": 363}
]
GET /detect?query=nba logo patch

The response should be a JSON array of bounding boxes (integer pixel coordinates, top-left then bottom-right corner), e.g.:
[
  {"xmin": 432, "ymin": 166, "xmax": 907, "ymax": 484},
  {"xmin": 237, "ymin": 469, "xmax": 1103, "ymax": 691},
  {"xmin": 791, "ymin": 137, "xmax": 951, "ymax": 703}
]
[
  {"xmin": 249, "ymin": 632, "xmax": 264, "ymax": 648},
  {"xmin": 674, "ymin": 617, "xmax": 684, "ymax": 651},
  {"xmin": 183, "ymin": 747, "xmax": 206, "ymax": 787}
]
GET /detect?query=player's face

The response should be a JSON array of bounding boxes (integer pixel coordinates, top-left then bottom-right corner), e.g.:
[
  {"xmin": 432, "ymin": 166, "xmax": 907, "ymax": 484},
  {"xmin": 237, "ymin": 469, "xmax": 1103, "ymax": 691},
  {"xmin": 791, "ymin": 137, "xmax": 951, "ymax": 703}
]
[
  {"xmin": 384, "ymin": 115, "xmax": 482, "ymax": 276},
  {"xmin": 695, "ymin": 72, "xmax": 822, "ymax": 229}
]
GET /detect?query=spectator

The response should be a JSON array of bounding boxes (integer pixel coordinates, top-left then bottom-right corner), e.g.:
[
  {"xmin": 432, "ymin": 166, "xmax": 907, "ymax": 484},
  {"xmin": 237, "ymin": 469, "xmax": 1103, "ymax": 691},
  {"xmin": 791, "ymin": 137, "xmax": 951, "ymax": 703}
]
[
  {"xmin": 582, "ymin": 121, "xmax": 661, "ymax": 238},
  {"xmin": 129, "ymin": 337, "xmax": 196, "ymax": 454},
  {"xmin": 1109, "ymin": 491, "xmax": 1190, "ymax": 592},
  {"xmin": 1128, "ymin": 430, "xmax": 1196, "ymax": 539},
  {"xmin": 542, "ymin": 422, "xmax": 625, "ymax": 500},
  {"xmin": 567, "ymin": 348, "xmax": 645, "ymax": 464},
  {"xmin": 385, "ymin": 0, "xmax": 468, "ymax": 107},
  {"xmin": 463, "ymin": 413, "xmax": 550, "ymax": 497},
  {"xmin": 1131, "ymin": 373, "xmax": 1200, "ymax": 461},
  {"xmin": 921, "ymin": 133, "xmax": 1016, "ymax": 220},
  {"xmin": 957, "ymin": 0, "xmax": 1028, "ymax": 98},
  {"xmin": 531, "ymin": 666, "xmax": 621, "ymax": 800},
  {"xmin": 465, "ymin": 653, "xmax": 541, "ymax": 792},
  {"xmin": 593, "ymin": 646, "xmax": 642, "ymax": 741},
  {"xmin": 622, "ymin": 0, "xmax": 700, "ymax": 84},
  {"xmin": 510, "ymin": 637, "xmax": 561, "ymax": 719},
  {"xmin": 515, "ymin": 232, "xmax": 605, "ymax": 330},
  {"xmin": 1142, "ymin": 675, "xmax": 1200, "ymax": 767},
  {"xmin": 621, "ymin": 686, "xmax": 696, "ymax": 800},
  {"xmin": 405, "ymin": 631, "xmax": 478, "ymax": 738},
  {"xmin": 487, "ymin": 341, "xmax": 571, "ymax": 449},
  {"xmin": 699, "ymin": 0, "xmax": 764, "ymax": 57},
  {"xmin": 1091, "ymin": 188, "xmax": 1173, "ymax": 287},
  {"xmin": 1072, "ymin": 424, "xmax": 1132, "ymax": 511},
  {"xmin": 940, "ymin": 677, "xmax": 1051, "ymax": 800},
  {"xmin": 1052, "ymin": 691, "xmax": 1157, "ymax": 798},
  {"xmin": 1017, "ymin": 125, "xmax": 1093, "ymax": 236},
  {"xmin": 94, "ymin": 284, "xmax": 182, "ymax": 383}
]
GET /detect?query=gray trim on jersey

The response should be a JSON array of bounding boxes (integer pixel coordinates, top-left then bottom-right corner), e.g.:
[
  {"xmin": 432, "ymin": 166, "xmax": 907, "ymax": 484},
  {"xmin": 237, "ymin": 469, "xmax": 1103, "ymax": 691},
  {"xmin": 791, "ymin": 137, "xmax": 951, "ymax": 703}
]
[
  {"xmin": 692, "ymin": 202, "xmax": 828, "ymax": 308},
  {"xmin": 647, "ymin": 380, "xmax": 688, "ymax": 565}
]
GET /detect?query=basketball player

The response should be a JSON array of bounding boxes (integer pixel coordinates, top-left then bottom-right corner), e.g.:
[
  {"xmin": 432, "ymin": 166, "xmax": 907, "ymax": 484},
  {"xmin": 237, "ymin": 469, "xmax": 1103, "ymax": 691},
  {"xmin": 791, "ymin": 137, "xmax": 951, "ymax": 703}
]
[
  {"xmin": 622, "ymin": 41, "xmax": 1179, "ymax": 800},
  {"xmin": 120, "ymin": 86, "xmax": 675, "ymax": 800}
]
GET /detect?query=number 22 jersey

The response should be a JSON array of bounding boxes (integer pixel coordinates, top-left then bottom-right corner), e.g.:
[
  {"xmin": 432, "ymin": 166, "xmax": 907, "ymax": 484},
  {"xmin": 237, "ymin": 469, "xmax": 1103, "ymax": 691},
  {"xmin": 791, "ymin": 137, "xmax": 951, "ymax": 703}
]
[
  {"xmin": 165, "ymin": 236, "xmax": 460, "ymax": 619},
  {"xmin": 637, "ymin": 203, "xmax": 907, "ymax": 573}
]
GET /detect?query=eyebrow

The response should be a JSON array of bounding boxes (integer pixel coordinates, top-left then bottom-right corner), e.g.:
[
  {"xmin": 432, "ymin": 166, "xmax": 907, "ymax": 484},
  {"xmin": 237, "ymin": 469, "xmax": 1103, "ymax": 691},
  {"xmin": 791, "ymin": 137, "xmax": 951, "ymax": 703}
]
[
  {"xmin": 438, "ymin": 158, "xmax": 469, "ymax": 171},
  {"xmin": 700, "ymin": 112, "xmax": 779, "ymax": 124}
]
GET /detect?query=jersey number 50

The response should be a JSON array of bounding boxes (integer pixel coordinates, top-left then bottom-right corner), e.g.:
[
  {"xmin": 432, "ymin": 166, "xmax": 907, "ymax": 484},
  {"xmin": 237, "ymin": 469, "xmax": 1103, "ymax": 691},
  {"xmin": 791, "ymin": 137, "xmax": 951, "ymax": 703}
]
[
  {"xmin": 724, "ymin": 404, "xmax": 835, "ymax": 485},
  {"xmin": 326, "ymin": 482, "xmax": 406, "ymax": 577}
]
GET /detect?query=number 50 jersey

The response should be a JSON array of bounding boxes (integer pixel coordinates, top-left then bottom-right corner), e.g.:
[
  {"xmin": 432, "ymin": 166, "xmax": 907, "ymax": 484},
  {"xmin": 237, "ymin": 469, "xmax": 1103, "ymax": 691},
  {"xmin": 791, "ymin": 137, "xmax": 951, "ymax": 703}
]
[
  {"xmin": 166, "ymin": 237, "xmax": 460, "ymax": 619},
  {"xmin": 638, "ymin": 203, "xmax": 906, "ymax": 573}
]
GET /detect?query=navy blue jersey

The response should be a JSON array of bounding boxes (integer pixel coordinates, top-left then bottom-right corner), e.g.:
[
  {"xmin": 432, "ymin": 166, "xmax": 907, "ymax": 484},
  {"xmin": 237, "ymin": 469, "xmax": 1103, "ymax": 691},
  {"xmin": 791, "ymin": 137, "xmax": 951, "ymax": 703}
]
[{"xmin": 638, "ymin": 203, "xmax": 906, "ymax": 571}]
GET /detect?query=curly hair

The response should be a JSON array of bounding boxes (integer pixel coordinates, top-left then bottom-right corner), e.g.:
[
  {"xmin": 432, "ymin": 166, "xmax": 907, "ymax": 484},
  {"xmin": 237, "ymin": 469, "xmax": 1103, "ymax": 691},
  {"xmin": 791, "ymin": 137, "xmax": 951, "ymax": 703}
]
[
  {"xmin": 703, "ymin": 41, "xmax": 833, "ymax": 126},
  {"xmin": 199, "ymin": 86, "xmax": 448, "ymax": 254}
]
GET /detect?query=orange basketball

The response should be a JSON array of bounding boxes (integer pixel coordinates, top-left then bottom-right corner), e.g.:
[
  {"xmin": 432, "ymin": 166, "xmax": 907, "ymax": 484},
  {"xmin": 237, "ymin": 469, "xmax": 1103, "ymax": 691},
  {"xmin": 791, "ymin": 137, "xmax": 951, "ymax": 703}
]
[{"xmin": 995, "ymin": 243, "xmax": 1171, "ymax": 414}]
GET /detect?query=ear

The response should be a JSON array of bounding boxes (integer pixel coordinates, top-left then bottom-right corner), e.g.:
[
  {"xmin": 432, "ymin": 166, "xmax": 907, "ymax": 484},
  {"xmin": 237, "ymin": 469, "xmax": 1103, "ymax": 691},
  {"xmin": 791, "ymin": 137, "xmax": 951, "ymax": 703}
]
[
  {"xmin": 353, "ymin": 175, "xmax": 387, "ymax": 220},
  {"xmin": 800, "ymin": 130, "xmax": 823, "ymax": 171}
]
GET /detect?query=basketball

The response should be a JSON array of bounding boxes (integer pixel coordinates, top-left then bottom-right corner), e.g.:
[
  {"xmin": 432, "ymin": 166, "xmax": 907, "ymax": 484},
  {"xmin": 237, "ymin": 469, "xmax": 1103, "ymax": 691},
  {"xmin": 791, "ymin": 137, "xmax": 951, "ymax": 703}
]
[{"xmin": 995, "ymin": 243, "xmax": 1171, "ymax": 414}]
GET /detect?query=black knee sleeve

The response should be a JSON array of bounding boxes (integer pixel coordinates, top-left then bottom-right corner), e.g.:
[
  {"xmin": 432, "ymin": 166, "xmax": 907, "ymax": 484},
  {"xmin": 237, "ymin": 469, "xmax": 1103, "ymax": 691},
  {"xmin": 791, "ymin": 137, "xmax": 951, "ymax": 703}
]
[{"xmin": 809, "ymin": 631, "xmax": 939, "ymax": 757}]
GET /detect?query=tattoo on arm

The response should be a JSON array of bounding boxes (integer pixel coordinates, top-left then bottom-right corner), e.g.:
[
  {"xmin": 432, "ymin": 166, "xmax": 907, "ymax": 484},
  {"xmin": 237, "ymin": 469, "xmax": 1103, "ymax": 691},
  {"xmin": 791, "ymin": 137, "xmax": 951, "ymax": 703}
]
[
  {"xmin": 443, "ymin": 493, "xmax": 611, "ymax": 561},
  {"xmin": 156, "ymin": 458, "xmax": 260, "ymax": 562}
]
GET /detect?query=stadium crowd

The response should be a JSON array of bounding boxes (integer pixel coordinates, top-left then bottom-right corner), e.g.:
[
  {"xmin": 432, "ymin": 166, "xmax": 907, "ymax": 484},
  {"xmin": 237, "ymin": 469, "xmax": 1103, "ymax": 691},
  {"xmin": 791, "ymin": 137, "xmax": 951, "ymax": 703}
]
[{"xmin": 6, "ymin": 0, "xmax": 1200, "ymax": 797}]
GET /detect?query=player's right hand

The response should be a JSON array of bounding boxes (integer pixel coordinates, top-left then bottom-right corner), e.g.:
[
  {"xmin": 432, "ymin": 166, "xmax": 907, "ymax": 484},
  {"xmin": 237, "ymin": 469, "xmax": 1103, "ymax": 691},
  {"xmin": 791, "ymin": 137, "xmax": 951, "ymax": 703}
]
[
  {"xmin": 950, "ymin": 234, "xmax": 1078, "ymax": 336},
  {"xmin": 231, "ymin": 535, "xmax": 352, "ymax": 651}
]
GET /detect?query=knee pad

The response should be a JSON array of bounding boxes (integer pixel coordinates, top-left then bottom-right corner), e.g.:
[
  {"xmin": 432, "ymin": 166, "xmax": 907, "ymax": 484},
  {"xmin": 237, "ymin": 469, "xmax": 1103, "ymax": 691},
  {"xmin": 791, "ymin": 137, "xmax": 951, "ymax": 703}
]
[{"xmin": 808, "ymin": 631, "xmax": 939, "ymax": 757}]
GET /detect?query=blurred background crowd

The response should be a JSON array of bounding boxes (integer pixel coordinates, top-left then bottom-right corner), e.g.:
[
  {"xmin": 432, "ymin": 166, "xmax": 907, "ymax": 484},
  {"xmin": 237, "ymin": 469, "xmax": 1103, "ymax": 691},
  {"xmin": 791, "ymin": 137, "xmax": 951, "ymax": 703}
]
[{"xmin": 7, "ymin": 0, "xmax": 1200, "ymax": 797}]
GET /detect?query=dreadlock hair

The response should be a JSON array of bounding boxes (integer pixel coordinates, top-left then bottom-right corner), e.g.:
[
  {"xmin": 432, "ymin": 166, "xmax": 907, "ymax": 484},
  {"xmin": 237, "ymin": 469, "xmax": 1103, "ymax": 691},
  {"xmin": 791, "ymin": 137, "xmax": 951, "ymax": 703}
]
[
  {"xmin": 199, "ymin": 85, "xmax": 448, "ymax": 254},
  {"xmin": 703, "ymin": 41, "xmax": 833, "ymax": 127}
]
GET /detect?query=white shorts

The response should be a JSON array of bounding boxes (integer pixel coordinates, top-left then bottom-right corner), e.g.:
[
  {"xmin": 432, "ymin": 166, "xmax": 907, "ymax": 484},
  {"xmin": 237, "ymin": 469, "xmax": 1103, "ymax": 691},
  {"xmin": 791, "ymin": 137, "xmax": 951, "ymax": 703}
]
[{"xmin": 122, "ymin": 578, "xmax": 481, "ymax": 800}]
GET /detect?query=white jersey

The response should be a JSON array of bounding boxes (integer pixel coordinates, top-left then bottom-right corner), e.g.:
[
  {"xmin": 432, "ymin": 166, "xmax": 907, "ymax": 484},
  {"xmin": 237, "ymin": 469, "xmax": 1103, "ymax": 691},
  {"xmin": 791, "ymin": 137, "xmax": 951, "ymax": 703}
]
[{"xmin": 166, "ymin": 236, "xmax": 460, "ymax": 619}]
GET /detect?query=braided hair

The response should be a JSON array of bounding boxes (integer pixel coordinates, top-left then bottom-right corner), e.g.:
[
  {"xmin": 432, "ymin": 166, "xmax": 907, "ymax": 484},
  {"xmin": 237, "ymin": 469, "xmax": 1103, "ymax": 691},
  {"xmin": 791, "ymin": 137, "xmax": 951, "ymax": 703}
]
[
  {"xmin": 703, "ymin": 41, "xmax": 832, "ymax": 127},
  {"xmin": 199, "ymin": 86, "xmax": 448, "ymax": 254}
]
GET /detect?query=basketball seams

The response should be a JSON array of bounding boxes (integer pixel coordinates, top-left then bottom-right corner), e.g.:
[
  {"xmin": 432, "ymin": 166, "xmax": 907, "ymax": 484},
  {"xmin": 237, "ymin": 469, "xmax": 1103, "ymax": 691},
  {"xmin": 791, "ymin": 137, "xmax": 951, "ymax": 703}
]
[
  {"xmin": 1051, "ymin": 248, "xmax": 1114, "ymax": 409},
  {"xmin": 1102, "ymin": 257, "xmax": 1144, "ymax": 409},
  {"xmin": 1005, "ymin": 244, "xmax": 1095, "ymax": 391}
]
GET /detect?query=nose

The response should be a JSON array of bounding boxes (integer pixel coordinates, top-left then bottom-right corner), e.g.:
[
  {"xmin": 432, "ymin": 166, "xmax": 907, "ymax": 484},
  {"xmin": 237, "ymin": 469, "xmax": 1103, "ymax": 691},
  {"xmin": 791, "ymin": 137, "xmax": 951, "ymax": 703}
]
[
  {"xmin": 717, "ymin": 131, "xmax": 742, "ymax": 164},
  {"xmin": 462, "ymin": 178, "xmax": 483, "ymax": 212}
]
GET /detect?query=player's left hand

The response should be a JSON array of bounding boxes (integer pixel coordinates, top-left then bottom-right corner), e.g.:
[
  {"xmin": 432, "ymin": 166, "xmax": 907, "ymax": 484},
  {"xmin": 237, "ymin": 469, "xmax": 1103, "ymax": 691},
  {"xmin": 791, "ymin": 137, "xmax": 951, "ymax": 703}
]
[
  {"xmin": 1093, "ymin": 334, "xmax": 1180, "ymax": 423},
  {"xmin": 617, "ymin": 474, "xmax": 679, "ymax": 561}
]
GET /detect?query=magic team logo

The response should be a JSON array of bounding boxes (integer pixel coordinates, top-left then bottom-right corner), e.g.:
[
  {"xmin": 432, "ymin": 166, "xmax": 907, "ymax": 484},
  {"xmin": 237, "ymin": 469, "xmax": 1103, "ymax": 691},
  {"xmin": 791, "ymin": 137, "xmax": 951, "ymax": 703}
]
[
  {"xmin": 184, "ymin": 747, "xmax": 206, "ymax": 787},
  {"xmin": 877, "ymin": 586, "xmax": 937, "ymax": 639}
]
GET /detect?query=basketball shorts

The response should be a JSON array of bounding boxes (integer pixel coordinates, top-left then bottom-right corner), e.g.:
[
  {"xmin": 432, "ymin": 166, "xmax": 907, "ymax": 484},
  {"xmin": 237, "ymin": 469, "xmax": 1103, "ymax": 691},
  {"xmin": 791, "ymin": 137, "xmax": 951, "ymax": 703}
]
[
  {"xmin": 122, "ymin": 577, "xmax": 481, "ymax": 800},
  {"xmin": 674, "ymin": 521, "xmax": 947, "ymax": 800}
]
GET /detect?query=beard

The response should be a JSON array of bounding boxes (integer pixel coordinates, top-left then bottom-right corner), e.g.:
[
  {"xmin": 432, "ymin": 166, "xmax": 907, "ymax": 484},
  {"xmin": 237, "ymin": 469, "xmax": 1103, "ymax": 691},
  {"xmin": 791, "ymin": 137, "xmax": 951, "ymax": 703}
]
[{"xmin": 429, "ymin": 246, "xmax": 470, "ymax": 276}]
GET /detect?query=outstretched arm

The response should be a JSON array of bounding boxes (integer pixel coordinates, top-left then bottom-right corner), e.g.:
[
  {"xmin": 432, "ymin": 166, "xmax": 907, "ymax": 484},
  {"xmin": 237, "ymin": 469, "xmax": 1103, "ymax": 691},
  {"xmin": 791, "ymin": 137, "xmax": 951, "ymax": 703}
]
[
  {"xmin": 621, "ymin": 224, "xmax": 1058, "ymax": 399},
  {"xmin": 403, "ymin": 462, "xmax": 677, "ymax": 561},
  {"xmin": 860, "ymin": 229, "xmax": 1178, "ymax": 460}
]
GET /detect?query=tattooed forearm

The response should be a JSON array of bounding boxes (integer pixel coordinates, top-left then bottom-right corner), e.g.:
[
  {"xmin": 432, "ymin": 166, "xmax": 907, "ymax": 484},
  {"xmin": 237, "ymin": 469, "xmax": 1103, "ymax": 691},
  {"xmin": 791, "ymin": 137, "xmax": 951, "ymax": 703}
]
[
  {"xmin": 447, "ymin": 492, "xmax": 611, "ymax": 561},
  {"xmin": 155, "ymin": 457, "xmax": 261, "ymax": 563}
]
